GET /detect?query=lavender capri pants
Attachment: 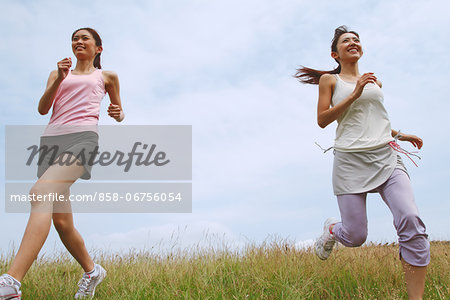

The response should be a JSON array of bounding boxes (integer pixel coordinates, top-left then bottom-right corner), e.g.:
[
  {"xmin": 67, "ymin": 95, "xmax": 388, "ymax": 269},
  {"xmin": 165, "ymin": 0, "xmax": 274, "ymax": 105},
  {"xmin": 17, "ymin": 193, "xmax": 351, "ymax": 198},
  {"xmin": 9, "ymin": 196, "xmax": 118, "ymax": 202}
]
[{"xmin": 332, "ymin": 168, "xmax": 430, "ymax": 267}]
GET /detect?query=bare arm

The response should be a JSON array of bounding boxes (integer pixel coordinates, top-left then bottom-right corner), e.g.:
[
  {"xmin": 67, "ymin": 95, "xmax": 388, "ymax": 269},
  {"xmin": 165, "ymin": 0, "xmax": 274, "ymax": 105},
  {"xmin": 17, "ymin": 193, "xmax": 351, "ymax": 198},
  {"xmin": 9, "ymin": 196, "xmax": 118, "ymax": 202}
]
[
  {"xmin": 103, "ymin": 71, "xmax": 124, "ymax": 122},
  {"xmin": 317, "ymin": 73, "xmax": 378, "ymax": 128},
  {"xmin": 38, "ymin": 58, "xmax": 72, "ymax": 115},
  {"xmin": 391, "ymin": 129, "xmax": 423, "ymax": 149}
]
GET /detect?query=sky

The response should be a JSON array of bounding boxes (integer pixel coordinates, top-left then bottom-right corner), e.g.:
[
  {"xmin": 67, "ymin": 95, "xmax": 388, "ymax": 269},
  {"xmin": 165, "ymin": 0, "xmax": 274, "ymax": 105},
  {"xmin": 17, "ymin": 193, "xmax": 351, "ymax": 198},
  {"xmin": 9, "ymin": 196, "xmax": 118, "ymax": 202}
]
[{"xmin": 1, "ymin": 0, "xmax": 449, "ymax": 257}]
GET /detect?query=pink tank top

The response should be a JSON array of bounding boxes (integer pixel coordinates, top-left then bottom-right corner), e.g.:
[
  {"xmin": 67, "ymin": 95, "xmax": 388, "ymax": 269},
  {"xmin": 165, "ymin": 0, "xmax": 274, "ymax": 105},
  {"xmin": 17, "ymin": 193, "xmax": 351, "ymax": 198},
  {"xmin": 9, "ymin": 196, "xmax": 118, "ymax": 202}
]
[{"xmin": 43, "ymin": 69, "xmax": 106, "ymax": 136}]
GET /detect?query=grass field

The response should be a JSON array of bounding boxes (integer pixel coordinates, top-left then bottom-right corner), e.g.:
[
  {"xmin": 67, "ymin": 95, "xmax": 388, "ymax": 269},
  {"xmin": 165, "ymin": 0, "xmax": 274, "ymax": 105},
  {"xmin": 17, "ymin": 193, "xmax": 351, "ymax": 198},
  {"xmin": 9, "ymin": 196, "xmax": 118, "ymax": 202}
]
[{"xmin": 1, "ymin": 240, "xmax": 448, "ymax": 299}]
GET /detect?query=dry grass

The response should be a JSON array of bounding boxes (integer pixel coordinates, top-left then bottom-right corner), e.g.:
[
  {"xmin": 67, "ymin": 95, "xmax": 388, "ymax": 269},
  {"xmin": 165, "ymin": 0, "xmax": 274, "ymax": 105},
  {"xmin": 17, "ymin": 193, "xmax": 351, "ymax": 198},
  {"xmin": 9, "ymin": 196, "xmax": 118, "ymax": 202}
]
[{"xmin": 1, "ymin": 240, "xmax": 448, "ymax": 299}]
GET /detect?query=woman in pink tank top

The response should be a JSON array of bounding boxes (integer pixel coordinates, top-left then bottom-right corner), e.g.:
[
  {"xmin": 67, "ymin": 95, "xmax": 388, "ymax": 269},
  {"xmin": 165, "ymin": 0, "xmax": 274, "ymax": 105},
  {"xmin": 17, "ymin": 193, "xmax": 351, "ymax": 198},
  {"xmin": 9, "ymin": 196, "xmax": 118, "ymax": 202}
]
[{"xmin": 0, "ymin": 28, "xmax": 122, "ymax": 299}]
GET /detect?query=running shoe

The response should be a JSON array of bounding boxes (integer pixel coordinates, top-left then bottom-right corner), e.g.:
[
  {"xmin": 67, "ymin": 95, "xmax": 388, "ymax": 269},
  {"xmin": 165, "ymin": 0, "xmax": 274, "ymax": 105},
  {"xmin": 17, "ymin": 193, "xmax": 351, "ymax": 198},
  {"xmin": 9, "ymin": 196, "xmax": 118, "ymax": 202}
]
[
  {"xmin": 0, "ymin": 274, "xmax": 21, "ymax": 300},
  {"xmin": 74, "ymin": 264, "xmax": 106, "ymax": 299},
  {"xmin": 315, "ymin": 217, "xmax": 339, "ymax": 260}
]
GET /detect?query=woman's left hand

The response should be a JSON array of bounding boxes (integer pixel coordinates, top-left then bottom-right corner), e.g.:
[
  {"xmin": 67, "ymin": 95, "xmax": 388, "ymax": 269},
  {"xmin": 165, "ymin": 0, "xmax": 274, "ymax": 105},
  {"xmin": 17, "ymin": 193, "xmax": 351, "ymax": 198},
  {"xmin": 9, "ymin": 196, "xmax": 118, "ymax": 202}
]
[
  {"xmin": 399, "ymin": 134, "xmax": 423, "ymax": 149},
  {"xmin": 107, "ymin": 103, "xmax": 124, "ymax": 122}
]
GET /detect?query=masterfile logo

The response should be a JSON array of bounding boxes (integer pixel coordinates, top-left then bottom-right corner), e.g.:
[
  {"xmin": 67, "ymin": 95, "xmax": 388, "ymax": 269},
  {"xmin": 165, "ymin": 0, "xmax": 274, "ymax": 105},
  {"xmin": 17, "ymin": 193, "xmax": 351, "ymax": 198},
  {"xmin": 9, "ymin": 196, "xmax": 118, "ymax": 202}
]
[
  {"xmin": 5, "ymin": 125, "xmax": 191, "ymax": 180},
  {"xmin": 4, "ymin": 125, "xmax": 192, "ymax": 213}
]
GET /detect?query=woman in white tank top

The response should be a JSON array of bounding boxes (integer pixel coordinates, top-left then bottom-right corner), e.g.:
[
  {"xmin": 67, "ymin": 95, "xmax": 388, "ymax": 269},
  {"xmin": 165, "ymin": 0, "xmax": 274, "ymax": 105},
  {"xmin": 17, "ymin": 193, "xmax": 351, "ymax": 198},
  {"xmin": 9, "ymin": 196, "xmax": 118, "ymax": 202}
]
[{"xmin": 295, "ymin": 26, "xmax": 429, "ymax": 299}]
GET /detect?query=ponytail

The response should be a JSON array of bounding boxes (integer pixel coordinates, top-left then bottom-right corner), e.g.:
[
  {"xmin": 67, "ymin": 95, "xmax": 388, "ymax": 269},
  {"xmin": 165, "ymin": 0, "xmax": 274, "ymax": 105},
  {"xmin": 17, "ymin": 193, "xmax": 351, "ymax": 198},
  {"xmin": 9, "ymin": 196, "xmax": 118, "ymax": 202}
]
[
  {"xmin": 294, "ymin": 65, "xmax": 341, "ymax": 85},
  {"xmin": 93, "ymin": 53, "xmax": 102, "ymax": 69}
]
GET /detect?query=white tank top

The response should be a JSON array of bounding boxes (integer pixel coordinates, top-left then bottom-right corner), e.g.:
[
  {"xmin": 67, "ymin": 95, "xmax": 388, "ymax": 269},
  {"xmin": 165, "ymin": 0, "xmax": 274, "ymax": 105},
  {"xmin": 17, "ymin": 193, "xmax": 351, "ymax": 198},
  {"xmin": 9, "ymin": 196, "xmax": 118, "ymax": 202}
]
[{"xmin": 331, "ymin": 74, "xmax": 393, "ymax": 152}]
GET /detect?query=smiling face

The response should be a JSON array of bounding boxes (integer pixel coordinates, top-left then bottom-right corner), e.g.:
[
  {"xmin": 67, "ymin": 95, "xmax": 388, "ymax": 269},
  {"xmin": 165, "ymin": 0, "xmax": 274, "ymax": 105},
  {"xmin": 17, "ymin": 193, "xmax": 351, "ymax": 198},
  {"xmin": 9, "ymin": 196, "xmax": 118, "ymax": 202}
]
[
  {"xmin": 331, "ymin": 32, "xmax": 363, "ymax": 63},
  {"xmin": 71, "ymin": 29, "xmax": 102, "ymax": 61}
]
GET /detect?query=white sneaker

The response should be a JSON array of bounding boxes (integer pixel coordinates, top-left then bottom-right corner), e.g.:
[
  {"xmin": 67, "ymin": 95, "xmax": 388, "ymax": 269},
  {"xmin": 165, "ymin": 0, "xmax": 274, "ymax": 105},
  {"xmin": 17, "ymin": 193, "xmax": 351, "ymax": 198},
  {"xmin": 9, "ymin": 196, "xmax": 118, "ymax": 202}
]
[
  {"xmin": 74, "ymin": 264, "xmax": 106, "ymax": 299},
  {"xmin": 315, "ymin": 217, "xmax": 339, "ymax": 260},
  {"xmin": 0, "ymin": 274, "xmax": 21, "ymax": 300}
]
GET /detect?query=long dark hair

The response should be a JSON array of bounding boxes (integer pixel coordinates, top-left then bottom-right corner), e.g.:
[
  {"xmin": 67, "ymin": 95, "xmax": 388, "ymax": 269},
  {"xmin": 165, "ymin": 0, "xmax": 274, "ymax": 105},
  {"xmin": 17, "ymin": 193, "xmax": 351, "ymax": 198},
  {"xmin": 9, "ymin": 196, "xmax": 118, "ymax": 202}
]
[
  {"xmin": 294, "ymin": 26, "xmax": 359, "ymax": 85},
  {"xmin": 71, "ymin": 27, "xmax": 103, "ymax": 69}
]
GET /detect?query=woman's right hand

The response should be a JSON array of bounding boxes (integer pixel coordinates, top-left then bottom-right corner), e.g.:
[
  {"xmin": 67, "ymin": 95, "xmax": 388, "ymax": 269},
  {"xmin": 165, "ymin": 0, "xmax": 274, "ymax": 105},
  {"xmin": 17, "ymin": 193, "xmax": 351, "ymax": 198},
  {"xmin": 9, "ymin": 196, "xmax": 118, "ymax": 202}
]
[
  {"xmin": 38, "ymin": 58, "xmax": 71, "ymax": 115},
  {"xmin": 351, "ymin": 72, "xmax": 377, "ymax": 100},
  {"xmin": 57, "ymin": 57, "xmax": 72, "ymax": 80}
]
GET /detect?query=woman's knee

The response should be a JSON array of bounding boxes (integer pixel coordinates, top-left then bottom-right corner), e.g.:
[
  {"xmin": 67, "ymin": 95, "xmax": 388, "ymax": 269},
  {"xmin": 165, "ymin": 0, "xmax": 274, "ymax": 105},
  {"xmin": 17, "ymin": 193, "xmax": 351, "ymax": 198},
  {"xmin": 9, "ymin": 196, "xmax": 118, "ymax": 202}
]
[
  {"xmin": 29, "ymin": 184, "xmax": 53, "ymax": 211},
  {"xmin": 29, "ymin": 181, "xmax": 57, "ymax": 200},
  {"xmin": 348, "ymin": 230, "xmax": 368, "ymax": 247},
  {"xmin": 337, "ymin": 223, "xmax": 368, "ymax": 247},
  {"xmin": 52, "ymin": 215, "xmax": 74, "ymax": 233},
  {"xmin": 29, "ymin": 183, "xmax": 46, "ymax": 198},
  {"xmin": 341, "ymin": 224, "xmax": 368, "ymax": 246}
]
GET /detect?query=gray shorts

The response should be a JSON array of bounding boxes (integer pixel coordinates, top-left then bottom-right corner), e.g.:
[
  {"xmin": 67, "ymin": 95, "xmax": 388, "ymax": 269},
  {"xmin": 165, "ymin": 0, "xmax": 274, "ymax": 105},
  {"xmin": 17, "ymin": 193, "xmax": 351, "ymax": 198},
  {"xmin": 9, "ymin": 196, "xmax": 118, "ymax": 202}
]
[{"xmin": 37, "ymin": 131, "xmax": 99, "ymax": 180}]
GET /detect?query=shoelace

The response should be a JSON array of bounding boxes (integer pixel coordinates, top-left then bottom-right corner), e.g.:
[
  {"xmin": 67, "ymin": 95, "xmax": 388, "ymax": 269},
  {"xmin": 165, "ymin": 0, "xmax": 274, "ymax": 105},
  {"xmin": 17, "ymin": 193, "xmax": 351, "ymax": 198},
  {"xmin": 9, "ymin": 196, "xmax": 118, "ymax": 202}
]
[
  {"xmin": 77, "ymin": 275, "xmax": 92, "ymax": 293},
  {"xmin": 0, "ymin": 276, "xmax": 14, "ymax": 288},
  {"xmin": 315, "ymin": 142, "xmax": 333, "ymax": 153},
  {"xmin": 389, "ymin": 130, "xmax": 421, "ymax": 167}
]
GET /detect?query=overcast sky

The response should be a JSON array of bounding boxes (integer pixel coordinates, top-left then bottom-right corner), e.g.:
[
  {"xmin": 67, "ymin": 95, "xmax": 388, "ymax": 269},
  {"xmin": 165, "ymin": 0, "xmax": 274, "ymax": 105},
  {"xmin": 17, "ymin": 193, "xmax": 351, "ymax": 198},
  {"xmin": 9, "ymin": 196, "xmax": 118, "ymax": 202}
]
[{"xmin": 1, "ymin": 0, "xmax": 449, "ymax": 256}]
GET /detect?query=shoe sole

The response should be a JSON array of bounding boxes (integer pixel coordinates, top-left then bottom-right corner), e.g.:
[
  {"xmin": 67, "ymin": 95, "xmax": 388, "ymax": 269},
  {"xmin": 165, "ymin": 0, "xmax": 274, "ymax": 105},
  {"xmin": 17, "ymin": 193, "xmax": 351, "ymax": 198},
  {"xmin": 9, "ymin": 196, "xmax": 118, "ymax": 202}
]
[{"xmin": 314, "ymin": 243, "xmax": 329, "ymax": 260}]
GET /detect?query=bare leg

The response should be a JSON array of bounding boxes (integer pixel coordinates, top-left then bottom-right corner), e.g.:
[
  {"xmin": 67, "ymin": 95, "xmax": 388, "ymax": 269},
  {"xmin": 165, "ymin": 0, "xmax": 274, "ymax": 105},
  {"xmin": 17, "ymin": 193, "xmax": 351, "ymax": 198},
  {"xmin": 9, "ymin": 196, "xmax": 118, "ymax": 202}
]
[
  {"xmin": 402, "ymin": 259, "xmax": 426, "ymax": 300},
  {"xmin": 53, "ymin": 191, "xmax": 94, "ymax": 272},
  {"xmin": 7, "ymin": 211, "xmax": 52, "ymax": 281},
  {"xmin": 7, "ymin": 155, "xmax": 85, "ymax": 281}
]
